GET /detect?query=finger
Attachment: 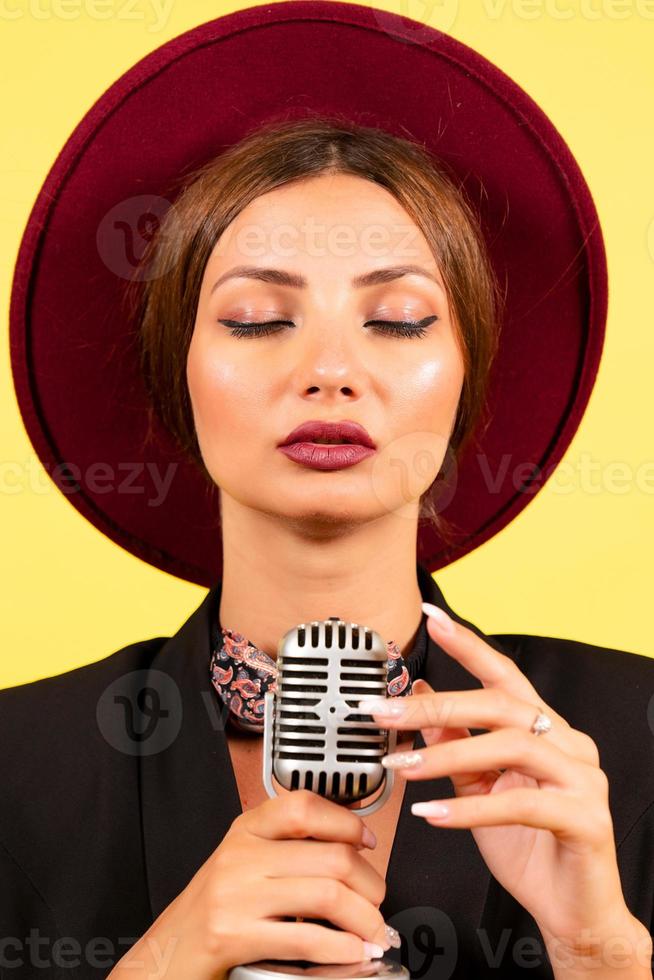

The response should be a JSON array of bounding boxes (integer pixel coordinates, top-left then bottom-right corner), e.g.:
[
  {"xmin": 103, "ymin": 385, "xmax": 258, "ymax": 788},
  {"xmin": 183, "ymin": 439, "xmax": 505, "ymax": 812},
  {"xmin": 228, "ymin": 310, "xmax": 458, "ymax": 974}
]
[
  {"xmin": 411, "ymin": 785, "xmax": 612, "ymax": 847},
  {"xmin": 365, "ymin": 685, "xmax": 593, "ymax": 764},
  {"xmin": 412, "ymin": 678, "xmax": 472, "ymax": 746},
  {"xmin": 410, "ymin": 678, "xmax": 496, "ymax": 790},
  {"xmin": 242, "ymin": 789, "xmax": 373, "ymax": 849},
  {"xmin": 250, "ymin": 919, "xmax": 384, "ymax": 966},
  {"xmin": 255, "ymin": 877, "xmax": 388, "ymax": 951},
  {"xmin": 411, "ymin": 678, "xmax": 474, "ymax": 761},
  {"xmin": 260, "ymin": 839, "xmax": 386, "ymax": 908},
  {"xmin": 421, "ymin": 602, "xmax": 547, "ymax": 705},
  {"xmin": 383, "ymin": 726, "xmax": 600, "ymax": 791}
]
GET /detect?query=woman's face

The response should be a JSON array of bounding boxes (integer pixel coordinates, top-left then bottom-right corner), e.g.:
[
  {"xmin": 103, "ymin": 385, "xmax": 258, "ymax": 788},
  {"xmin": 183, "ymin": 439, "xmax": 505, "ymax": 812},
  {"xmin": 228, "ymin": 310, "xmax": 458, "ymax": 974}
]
[{"xmin": 187, "ymin": 173, "xmax": 465, "ymax": 526}]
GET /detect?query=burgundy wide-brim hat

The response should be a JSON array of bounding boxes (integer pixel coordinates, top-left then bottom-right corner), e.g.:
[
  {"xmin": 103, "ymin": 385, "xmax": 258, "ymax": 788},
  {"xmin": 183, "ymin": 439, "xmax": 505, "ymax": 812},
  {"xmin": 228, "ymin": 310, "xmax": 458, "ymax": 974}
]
[{"xmin": 9, "ymin": 0, "xmax": 607, "ymax": 588}]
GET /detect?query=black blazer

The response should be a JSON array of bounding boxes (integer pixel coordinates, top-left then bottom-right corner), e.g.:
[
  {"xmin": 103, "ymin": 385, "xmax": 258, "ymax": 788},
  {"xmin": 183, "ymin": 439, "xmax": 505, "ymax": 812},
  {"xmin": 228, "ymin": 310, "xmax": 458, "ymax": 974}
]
[{"xmin": 1, "ymin": 563, "xmax": 653, "ymax": 979}]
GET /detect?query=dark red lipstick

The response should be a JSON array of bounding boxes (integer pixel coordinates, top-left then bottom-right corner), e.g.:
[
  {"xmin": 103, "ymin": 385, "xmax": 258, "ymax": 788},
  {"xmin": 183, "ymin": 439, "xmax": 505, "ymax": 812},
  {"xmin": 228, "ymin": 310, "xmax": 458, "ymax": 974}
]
[{"xmin": 277, "ymin": 420, "xmax": 377, "ymax": 471}]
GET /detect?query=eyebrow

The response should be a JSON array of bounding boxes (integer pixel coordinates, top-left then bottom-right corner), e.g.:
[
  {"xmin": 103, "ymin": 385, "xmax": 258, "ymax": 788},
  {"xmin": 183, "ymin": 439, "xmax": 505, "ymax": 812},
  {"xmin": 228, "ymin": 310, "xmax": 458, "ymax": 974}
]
[{"xmin": 209, "ymin": 263, "xmax": 444, "ymax": 295}]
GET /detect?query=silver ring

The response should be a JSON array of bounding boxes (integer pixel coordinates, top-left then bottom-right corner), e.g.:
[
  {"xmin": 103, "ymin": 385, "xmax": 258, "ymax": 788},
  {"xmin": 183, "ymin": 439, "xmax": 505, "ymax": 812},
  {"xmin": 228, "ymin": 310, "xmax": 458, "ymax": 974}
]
[{"xmin": 530, "ymin": 708, "xmax": 552, "ymax": 736}]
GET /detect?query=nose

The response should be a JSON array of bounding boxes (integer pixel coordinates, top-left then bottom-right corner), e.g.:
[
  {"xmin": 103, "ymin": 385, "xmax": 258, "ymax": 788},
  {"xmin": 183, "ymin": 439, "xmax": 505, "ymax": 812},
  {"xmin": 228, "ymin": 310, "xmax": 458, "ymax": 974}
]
[
  {"xmin": 293, "ymin": 322, "xmax": 365, "ymax": 399},
  {"xmin": 305, "ymin": 363, "xmax": 355, "ymax": 398}
]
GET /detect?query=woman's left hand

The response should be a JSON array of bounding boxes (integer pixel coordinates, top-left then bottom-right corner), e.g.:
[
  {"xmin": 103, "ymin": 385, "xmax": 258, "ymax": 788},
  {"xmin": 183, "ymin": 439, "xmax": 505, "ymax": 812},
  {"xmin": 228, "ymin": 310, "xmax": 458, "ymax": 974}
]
[{"xmin": 363, "ymin": 602, "xmax": 649, "ymax": 964}]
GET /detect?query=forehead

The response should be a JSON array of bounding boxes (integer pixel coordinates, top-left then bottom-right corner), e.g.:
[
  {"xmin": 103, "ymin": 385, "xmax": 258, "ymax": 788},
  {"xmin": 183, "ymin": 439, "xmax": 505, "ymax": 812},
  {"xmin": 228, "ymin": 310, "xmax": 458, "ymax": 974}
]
[{"xmin": 208, "ymin": 173, "xmax": 436, "ymax": 270}]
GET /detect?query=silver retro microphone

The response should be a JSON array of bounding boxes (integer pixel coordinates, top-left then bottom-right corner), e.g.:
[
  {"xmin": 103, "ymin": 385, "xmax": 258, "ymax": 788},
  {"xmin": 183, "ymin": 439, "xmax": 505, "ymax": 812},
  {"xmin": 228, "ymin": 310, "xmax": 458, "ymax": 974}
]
[
  {"xmin": 261, "ymin": 616, "xmax": 401, "ymax": 814},
  {"xmin": 228, "ymin": 617, "xmax": 409, "ymax": 980}
]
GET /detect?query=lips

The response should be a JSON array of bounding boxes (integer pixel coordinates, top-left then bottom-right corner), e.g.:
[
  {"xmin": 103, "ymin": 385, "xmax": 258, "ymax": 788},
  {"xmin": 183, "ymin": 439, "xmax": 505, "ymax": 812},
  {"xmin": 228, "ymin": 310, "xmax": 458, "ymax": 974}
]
[
  {"xmin": 278, "ymin": 442, "xmax": 376, "ymax": 471},
  {"xmin": 278, "ymin": 420, "xmax": 376, "ymax": 449}
]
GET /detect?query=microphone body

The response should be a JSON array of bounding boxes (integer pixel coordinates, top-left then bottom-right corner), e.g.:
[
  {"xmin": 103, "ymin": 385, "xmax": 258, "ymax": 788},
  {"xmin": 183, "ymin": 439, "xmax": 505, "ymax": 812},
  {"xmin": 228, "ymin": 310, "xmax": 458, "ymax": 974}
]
[
  {"xmin": 262, "ymin": 616, "xmax": 400, "ymax": 814},
  {"xmin": 228, "ymin": 617, "xmax": 410, "ymax": 980}
]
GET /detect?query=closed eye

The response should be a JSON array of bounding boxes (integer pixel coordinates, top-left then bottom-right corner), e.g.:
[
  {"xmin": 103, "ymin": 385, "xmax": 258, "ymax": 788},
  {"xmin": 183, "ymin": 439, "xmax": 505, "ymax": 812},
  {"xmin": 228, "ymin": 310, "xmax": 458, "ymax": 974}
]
[{"xmin": 218, "ymin": 315, "xmax": 439, "ymax": 339}]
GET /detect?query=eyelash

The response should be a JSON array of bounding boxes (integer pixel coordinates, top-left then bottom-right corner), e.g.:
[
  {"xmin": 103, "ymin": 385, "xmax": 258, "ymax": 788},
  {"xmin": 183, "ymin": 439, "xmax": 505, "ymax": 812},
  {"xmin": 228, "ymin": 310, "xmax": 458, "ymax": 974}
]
[{"xmin": 218, "ymin": 315, "xmax": 440, "ymax": 339}]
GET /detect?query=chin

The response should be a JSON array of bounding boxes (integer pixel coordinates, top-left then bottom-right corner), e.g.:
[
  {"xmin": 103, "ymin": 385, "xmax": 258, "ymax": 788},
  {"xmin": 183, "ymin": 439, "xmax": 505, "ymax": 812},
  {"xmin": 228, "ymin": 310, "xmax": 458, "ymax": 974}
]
[
  {"xmin": 282, "ymin": 496, "xmax": 403, "ymax": 533},
  {"xmin": 255, "ymin": 491, "xmax": 369, "ymax": 524},
  {"xmin": 280, "ymin": 512, "xmax": 370, "ymax": 538}
]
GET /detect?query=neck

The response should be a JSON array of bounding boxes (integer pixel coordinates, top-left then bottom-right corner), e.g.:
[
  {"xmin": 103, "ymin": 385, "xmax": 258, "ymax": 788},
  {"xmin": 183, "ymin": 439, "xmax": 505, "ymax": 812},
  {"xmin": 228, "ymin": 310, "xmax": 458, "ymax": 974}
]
[{"xmin": 217, "ymin": 493, "xmax": 426, "ymax": 662}]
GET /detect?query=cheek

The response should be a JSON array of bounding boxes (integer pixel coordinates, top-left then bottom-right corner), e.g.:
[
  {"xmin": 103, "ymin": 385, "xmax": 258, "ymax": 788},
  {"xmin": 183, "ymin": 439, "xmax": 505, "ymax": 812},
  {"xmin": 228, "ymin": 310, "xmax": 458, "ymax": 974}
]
[
  {"xmin": 399, "ymin": 345, "xmax": 464, "ymax": 427},
  {"xmin": 381, "ymin": 348, "xmax": 463, "ymax": 500},
  {"xmin": 186, "ymin": 334, "xmax": 253, "ymax": 449}
]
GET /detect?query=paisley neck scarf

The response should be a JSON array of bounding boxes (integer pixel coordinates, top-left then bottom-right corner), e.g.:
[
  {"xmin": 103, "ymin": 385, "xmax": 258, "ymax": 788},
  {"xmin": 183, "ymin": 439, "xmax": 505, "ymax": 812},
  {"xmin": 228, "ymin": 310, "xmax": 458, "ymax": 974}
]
[{"xmin": 209, "ymin": 614, "xmax": 429, "ymax": 734}]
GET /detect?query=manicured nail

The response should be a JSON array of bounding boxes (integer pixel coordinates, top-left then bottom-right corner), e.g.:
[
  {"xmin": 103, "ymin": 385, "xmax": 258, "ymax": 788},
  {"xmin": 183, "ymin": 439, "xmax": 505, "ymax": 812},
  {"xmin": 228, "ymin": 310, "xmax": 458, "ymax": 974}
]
[
  {"xmin": 411, "ymin": 800, "xmax": 450, "ymax": 818},
  {"xmin": 421, "ymin": 602, "xmax": 454, "ymax": 634},
  {"xmin": 385, "ymin": 925, "xmax": 401, "ymax": 949},
  {"xmin": 360, "ymin": 698, "xmax": 406, "ymax": 717},
  {"xmin": 381, "ymin": 751, "xmax": 423, "ymax": 769},
  {"xmin": 361, "ymin": 825, "xmax": 377, "ymax": 849},
  {"xmin": 363, "ymin": 942, "xmax": 385, "ymax": 959}
]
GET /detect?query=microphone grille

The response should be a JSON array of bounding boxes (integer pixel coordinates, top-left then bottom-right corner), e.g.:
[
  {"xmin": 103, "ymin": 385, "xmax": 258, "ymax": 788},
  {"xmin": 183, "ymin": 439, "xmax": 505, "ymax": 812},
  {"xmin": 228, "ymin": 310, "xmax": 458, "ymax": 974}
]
[{"xmin": 271, "ymin": 617, "xmax": 391, "ymax": 804}]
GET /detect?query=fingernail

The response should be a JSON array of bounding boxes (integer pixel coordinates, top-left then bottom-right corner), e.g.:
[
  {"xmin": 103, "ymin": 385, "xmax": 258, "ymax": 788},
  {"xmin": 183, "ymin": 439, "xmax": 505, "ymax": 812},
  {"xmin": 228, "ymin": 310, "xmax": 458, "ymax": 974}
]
[
  {"xmin": 421, "ymin": 602, "xmax": 454, "ymax": 634},
  {"xmin": 363, "ymin": 942, "xmax": 385, "ymax": 959},
  {"xmin": 361, "ymin": 825, "xmax": 377, "ymax": 849},
  {"xmin": 360, "ymin": 698, "xmax": 406, "ymax": 717},
  {"xmin": 381, "ymin": 751, "xmax": 423, "ymax": 769},
  {"xmin": 385, "ymin": 925, "xmax": 401, "ymax": 949},
  {"xmin": 411, "ymin": 800, "xmax": 450, "ymax": 818}
]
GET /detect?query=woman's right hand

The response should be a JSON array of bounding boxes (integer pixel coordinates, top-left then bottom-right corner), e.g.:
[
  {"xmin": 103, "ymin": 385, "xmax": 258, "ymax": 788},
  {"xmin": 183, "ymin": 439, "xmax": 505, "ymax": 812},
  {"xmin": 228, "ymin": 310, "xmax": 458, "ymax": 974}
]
[{"xmin": 110, "ymin": 789, "xmax": 393, "ymax": 980}]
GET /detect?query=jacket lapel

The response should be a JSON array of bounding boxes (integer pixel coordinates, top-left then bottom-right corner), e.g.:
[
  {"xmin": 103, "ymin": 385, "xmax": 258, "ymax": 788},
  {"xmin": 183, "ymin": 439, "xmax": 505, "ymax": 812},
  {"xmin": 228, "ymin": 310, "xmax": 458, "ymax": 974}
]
[
  {"xmin": 139, "ymin": 578, "xmax": 241, "ymax": 920},
  {"xmin": 140, "ymin": 564, "xmax": 511, "ymax": 930},
  {"xmin": 380, "ymin": 564, "xmax": 512, "ymax": 946}
]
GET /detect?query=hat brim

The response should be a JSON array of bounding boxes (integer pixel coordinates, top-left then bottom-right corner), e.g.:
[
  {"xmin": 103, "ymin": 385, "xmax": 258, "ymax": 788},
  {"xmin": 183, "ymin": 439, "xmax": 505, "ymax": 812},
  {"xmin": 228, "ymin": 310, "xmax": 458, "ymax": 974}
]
[{"xmin": 9, "ymin": 0, "xmax": 607, "ymax": 586}]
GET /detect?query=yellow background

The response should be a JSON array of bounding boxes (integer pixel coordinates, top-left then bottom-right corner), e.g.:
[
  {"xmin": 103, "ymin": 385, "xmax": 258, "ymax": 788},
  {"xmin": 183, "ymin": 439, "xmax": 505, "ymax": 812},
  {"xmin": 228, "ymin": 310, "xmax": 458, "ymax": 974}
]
[{"xmin": 1, "ymin": 0, "xmax": 653, "ymax": 689}]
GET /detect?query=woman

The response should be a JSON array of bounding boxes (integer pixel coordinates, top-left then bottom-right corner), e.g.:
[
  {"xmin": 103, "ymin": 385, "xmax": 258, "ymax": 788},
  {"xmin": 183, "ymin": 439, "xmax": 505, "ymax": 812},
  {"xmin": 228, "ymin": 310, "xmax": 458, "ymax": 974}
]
[{"xmin": 4, "ymin": 6, "xmax": 653, "ymax": 979}]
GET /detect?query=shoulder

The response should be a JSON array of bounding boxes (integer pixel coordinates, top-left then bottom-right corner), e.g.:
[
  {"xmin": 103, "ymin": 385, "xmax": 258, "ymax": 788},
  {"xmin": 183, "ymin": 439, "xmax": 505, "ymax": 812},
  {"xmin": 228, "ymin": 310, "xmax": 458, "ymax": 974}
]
[
  {"xmin": 490, "ymin": 631, "xmax": 654, "ymax": 841},
  {"xmin": 0, "ymin": 636, "xmax": 169, "ymax": 932},
  {"xmin": 0, "ymin": 635, "xmax": 168, "ymax": 833},
  {"xmin": 0, "ymin": 633, "xmax": 168, "ymax": 737},
  {"xmin": 489, "ymin": 630, "xmax": 654, "ymax": 731},
  {"xmin": 491, "ymin": 630, "xmax": 654, "ymax": 703}
]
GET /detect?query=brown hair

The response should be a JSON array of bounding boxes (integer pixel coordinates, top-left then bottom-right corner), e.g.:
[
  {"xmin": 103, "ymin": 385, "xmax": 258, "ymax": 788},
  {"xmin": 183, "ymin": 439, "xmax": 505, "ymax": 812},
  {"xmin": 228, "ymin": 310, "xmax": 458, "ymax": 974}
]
[{"xmin": 124, "ymin": 114, "xmax": 504, "ymax": 546}]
